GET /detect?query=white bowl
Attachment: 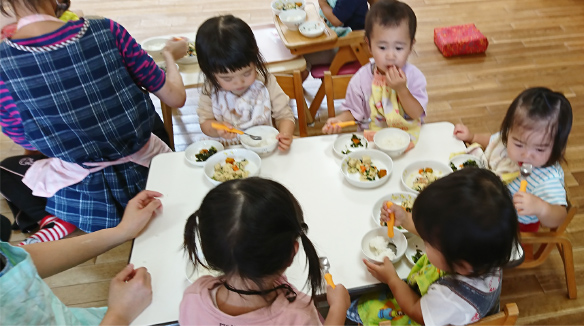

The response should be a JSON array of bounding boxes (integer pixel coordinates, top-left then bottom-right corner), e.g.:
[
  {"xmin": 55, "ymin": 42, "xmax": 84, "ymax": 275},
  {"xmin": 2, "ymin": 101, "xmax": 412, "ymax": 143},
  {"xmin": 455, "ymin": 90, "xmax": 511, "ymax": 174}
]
[
  {"xmin": 374, "ymin": 128, "xmax": 411, "ymax": 157},
  {"xmin": 405, "ymin": 235, "xmax": 426, "ymax": 265},
  {"xmin": 401, "ymin": 160, "xmax": 452, "ymax": 193},
  {"xmin": 142, "ymin": 36, "xmax": 168, "ymax": 60},
  {"xmin": 278, "ymin": 9, "xmax": 307, "ymax": 31},
  {"xmin": 184, "ymin": 140, "xmax": 224, "ymax": 167},
  {"xmin": 370, "ymin": 192, "xmax": 417, "ymax": 231},
  {"xmin": 449, "ymin": 154, "xmax": 485, "ymax": 171},
  {"xmin": 361, "ymin": 227, "xmax": 407, "ymax": 264},
  {"xmin": 299, "ymin": 21, "xmax": 325, "ymax": 38},
  {"xmin": 341, "ymin": 149, "xmax": 393, "ymax": 189},
  {"xmin": 177, "ymin": 40, "xmax": 197, "ymax": 65},
  {"xmin": 203, "ymin": 149, "xmax": 261, "ymax": 186},
  {"xmin": 157, "ymin": 61, "xmax": 180, "ymax": 73},
  {"xmin": 240, "ymin": 125, "xmax": 279, "ymax": 155},
  {"xmin": 333, "ymin": 133, "xmax": 369, "ymax": 157},
  {"xmin": 271, "ymin": 0, "xmax": 305, "ymax": 15}
]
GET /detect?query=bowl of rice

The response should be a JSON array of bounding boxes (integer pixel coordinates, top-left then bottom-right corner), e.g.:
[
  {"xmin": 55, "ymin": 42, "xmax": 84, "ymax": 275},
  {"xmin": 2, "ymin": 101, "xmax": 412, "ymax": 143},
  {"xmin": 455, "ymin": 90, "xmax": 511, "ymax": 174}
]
[
  {"xmin": 240, "ymin": 125, "xmax": 279, "ymax": 155},
  {"xmin": 374, "ymin": 128, "xmax": 411, "ymax": 157},
  {"xmin": 361, "ymin": 227, "xmax": 407, "ymax": 264}
]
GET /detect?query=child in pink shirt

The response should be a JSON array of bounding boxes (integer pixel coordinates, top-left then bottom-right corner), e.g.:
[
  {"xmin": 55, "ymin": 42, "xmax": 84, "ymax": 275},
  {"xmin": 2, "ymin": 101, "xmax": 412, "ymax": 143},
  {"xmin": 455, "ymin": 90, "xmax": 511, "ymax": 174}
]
[{"xmin": 179, "ymin": 178, "xmax": 350, "ymax": 325}]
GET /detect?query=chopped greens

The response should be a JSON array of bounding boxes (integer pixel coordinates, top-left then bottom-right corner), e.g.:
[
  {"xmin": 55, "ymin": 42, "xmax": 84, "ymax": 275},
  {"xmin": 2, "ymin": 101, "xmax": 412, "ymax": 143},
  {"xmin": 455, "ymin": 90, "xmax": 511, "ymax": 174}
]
[
  {"xmin": 350, "ymin": 134, "xmax": 365, "ymax": 148},
  {"xmin": 195, "ymin": 146, "xmax": 217, "ymax": 162},
  {"xmin": 451, "ymin": 159, "xmax": 479, "ymax": 171},
  {"xmin": 411, "ymin": 249, "xmax": 423, "ymax": 263}
]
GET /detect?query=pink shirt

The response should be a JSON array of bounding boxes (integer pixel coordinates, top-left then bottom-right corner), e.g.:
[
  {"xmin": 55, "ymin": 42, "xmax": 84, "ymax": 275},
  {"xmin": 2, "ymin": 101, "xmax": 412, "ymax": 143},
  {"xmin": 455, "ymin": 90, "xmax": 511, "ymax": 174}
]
[
  {"xmin": 179, "ymin": 275, "xmax": 322, "ymax": 326},
  {"xmin": 340, "ymin": 61, "xmax": 428, "ymax": 127}
]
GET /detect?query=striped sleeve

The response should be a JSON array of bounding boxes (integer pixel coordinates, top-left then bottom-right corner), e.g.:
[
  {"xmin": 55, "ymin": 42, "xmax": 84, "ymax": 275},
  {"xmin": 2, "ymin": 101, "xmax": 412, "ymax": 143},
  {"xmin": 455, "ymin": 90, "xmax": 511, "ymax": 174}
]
[
  {"xmin": 108, "ymin": 19, "xmax": 166, "ymax": 92},
  {"xmin": 0, "ymin": 80, "xmax": 35, "ymax": 150},
  {"xmin": 532, "ymin": 166, "xmax": 567, "ymax": 206}
]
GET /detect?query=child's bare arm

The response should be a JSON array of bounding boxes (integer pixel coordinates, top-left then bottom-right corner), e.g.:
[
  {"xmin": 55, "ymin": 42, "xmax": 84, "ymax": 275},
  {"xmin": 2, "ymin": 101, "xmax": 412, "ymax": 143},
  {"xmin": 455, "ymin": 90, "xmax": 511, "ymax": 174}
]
[
  {"xmin": 386, "ymin": 66, "xmax": 424, "ymax": 120},
  {"xmin": 323, "ymin": 284, "xmax": 351, "ymax": 325},
  {"xmin": 453, "ymin": 124, "xmax": 490, "ymax": 148},
  {"xmin": 275, "ymin": 119, "xmax": 295, "ymax": 151},
  {"xmin": 318, "ymin": 0, "xmax": 343, "ymax": 27},
  {"xmin": 200, "ymin": 120, "xmax": 238, "ymax": 140},
  {"xmin": 363, "ymin": 258, "xmax": 424, "ymax": 324}
]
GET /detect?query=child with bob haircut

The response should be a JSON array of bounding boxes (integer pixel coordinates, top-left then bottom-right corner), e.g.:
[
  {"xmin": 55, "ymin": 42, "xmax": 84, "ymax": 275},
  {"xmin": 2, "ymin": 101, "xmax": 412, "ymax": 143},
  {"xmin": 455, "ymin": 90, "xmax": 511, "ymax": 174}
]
[
  {"xmin": 454, "ymin": 87, "xmax": 573, "ymax": 231},
  {"xmin": 322, "ymin": 0, "xmax": 427, "ymax": 150},
  {"xmin": 347, "ymin": 168, "xmax": 519, "ymax": 325},
  {"xmin": 195, "ymin": 15, "xmax": 295, "ymax": 151},
  {"xmin": 180, "ymin": 177, "xmax": 351, "ymax": 325}
]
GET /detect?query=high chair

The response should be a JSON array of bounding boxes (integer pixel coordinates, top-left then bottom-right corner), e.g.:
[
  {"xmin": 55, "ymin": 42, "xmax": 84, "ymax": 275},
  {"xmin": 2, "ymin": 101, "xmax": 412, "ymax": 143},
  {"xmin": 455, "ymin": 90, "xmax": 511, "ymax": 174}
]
[
  {"xmin": 517, "ymin": 202, "xmax": 578, "ymax": 299},
  {"xmin": 323, "ymin": 71, "xmax": 353, "ymax": 120},
  {"xmin": 273, "ymin": 70, "xmax": 309, "ymax": 137},
  {"xmin": 377, "ymin": 303, "xmax": 519, "ymax": 326}
]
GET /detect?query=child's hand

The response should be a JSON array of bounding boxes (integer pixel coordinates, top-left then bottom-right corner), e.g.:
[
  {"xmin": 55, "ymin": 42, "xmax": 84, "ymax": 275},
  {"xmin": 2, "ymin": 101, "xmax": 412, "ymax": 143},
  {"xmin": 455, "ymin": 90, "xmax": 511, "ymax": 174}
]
[
  {"xmin": 116, "ymin": 190, "xmax": 162, "ymax": 240},
  {"xmin": 322, "ymin": 117, "xmax": 344, "ymax": 134},
  {"xmin": 381, "ymin": 201, "xmax": 408, "ymax": 228},
  {"xmin": 163, "ymin": 37, "xmax": 188, "ymax": 61},
  {"xmin": 104, "ymin": 264, "xmax": 152, "ymax": 325},
  {"xmin": 453, "ymin": 123, "xmax": 473, "ymax": 143},
  {"xmin": 216, "ymin": 122, "xmax": 239, "ymax": 140},
  {"xmin": 363, "ymin": 257, "xmax": 397, "ymax": 284},
  {"xmin": 326, "ymin": 283, "xmax": 351, "ymax": 311},
  {"xmin": 276, "ymin": 132, "xmax": 292, "ymax": 151},
  {"xmin": 385, "ymin": 66, "xmax": 407, "ymax": 91},
  {"xmin": 513, "ymin": 192, "xmax": 547, "ymax": 216}
]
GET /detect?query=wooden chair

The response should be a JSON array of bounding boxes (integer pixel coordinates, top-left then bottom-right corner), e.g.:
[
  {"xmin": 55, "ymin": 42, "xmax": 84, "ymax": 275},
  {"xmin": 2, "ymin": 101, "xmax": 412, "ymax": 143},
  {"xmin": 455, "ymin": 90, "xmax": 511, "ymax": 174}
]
[
  {"xmin": 273, "ymin": 70, "xmax": 309, "ymax": 137},
  {"xmin": 377, "ymin": 303, "xmax": 519, "ymax": 326},
  {"xmin": 517, "ymin": 203, "xmax": 578, "ymax": 299},
  {"xmin": 323, "ymin": 70, "xmax": 353, "ymax": 120}
]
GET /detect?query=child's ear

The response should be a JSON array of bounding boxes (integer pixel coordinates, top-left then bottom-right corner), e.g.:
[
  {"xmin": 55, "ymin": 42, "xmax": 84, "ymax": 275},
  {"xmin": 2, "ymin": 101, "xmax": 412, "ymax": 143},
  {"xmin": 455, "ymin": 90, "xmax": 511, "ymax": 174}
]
[
  {"xmin": 287, "ymin": 241, "xmax": 300, "ymax": 267},
  {"xmin": 411, "ymin": 38, "xmax": 416, "ymax": 49},
  {"xmin": 454, "ymin": 260, "xmax": 474, "ymax": 275}
]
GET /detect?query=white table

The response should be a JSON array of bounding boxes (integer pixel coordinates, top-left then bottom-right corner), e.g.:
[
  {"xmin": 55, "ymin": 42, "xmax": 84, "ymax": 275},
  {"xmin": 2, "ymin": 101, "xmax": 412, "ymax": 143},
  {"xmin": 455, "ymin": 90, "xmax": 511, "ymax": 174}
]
[{"xmin": 130, "ymin": 122, "xmax": 466, "ymax": 325}]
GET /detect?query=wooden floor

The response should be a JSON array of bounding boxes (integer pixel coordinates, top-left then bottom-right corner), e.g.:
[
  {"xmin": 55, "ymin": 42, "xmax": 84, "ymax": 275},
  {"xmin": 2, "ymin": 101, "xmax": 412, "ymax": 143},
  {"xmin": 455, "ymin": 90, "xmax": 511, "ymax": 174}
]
[{"xmin": 1, "ymin": 0, "xmax": 583, "ymax": 324}]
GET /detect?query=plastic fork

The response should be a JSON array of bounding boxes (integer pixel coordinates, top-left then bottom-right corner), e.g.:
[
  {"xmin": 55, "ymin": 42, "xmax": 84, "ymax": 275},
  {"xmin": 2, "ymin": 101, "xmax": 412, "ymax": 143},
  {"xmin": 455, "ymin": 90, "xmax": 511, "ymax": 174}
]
[{"xmin": 211, "ymin": 122, "xmax": 262, "ymax": 140}]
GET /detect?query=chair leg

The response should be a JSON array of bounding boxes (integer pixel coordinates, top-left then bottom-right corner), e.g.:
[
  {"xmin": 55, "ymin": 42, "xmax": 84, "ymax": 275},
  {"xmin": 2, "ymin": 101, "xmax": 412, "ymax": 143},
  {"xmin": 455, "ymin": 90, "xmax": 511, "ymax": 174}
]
[{"xmin": 558, "ymin": 237, "xmax": 577, "ymax": 299}]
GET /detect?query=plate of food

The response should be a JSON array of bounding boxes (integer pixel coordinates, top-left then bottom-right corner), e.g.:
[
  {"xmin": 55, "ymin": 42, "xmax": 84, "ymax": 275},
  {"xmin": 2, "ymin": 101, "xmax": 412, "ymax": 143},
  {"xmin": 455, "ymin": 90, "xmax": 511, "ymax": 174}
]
[
  {"xmin": 333, "ymin": 133, "xmax": 369, "ymax": 156},
  {"xmin": 184, "ymin": 140, "xmax": 224, "ymax": 167},
  {"xmin": 405, "ymin": 235, "xmax": 426, "ymax": 265},
  {"xmin": 371, "ymin": 192, "xmax": 417, "ymax": 231},
  {"xmin": 177, "ymin": 41, "xmax": 197, "ymax": 64},
  {"xmin": 401, "ymin": 160, "xmax": 452, "ymax": 193},
  {"xmin": 271, "ymin": 0, "xmax": 305, "ymax": 15},
  {"xmin": 203, "ymin": 149, "xmax": 261, "ymax": 186},
  {"xmin": 449, "ymin": 154, "xmax": 485, "ymax": 171},
  {"xmin": 341, "ymin": 149, "xmax": 392, "ymax": 189}
]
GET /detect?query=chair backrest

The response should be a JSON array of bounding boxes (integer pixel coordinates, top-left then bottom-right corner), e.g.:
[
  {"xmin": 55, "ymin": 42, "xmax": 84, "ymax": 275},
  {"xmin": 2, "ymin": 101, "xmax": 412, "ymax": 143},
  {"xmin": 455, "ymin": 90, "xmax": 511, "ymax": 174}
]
[
  {"xmin": 470, "ymin": 303, "xmax": 519, "ymax": 325},
  {"xmin": 323, "ymin": 71, "xmax": 353, "ymax": 119},
  {"xmin": 273, "ymin": 70, "xmax": 308, "ymax": 137}
]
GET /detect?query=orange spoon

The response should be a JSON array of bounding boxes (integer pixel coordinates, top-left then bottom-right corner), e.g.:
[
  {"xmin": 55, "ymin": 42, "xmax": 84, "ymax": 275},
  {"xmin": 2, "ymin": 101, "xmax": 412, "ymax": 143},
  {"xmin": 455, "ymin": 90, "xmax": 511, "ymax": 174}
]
[
  {"xmin": 386, "ymin": 202, "xmax": 395, "ymax": 238},
  {"xmin": 210, "ymin": 122, "xmax": 262, "ymax": 140}
]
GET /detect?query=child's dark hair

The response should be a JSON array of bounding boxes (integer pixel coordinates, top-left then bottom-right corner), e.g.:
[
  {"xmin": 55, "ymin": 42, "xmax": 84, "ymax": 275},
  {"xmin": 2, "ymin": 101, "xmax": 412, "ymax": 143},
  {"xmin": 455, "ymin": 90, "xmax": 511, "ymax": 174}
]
[
  {"xmin": 500, "ymin": 87, "xmax": 573, "ymax": 166},
  {"xmin": 365, "ymin": 0, "xmax": 417, "ymax": 43},
  {"xmin": 1, "ymin": 0, "xmax": 70, "ymax": 16},
  {"xmin": 184, "ymin": 177, "xmax": 323, "ymax": 301},
  {"xmin": 413, "ymin": 168, "xmax": 519, "ymax": 276},
  {"xmin": 195, "ymin": 15, "xmax": 269, "ymax": 96}
]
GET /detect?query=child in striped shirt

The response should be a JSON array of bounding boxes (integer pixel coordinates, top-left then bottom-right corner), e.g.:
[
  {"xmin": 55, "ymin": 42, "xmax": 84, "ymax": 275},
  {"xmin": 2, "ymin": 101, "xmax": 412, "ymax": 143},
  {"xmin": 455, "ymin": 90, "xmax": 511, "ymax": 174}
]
[{"xmin": 454, "ymin": 87, "xmax": 573, "ymax": 231}]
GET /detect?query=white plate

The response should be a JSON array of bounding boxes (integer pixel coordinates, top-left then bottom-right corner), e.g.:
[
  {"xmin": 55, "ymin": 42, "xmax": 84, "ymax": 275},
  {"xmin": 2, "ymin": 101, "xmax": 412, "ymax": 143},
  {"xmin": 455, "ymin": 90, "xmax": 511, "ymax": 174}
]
[
  {"xmin": 203, "ymin": 149, "xmax": 261, "ymax": 186},
  {"xmin": 341, "ymin": 149, "xmax": 392, "ymax": 189},
  {"xmin": 405, "ymin": 235, "xmax": 426, "ymax": 265},
  {"xmin": 449, "ymin": 154, "xmax": 486, "ymax": 171},
  {"xmin": 333, "ymin": 133, "xmax": 370, "ymax": 157},
  {"xmin": 184, "ymin": 140, "xmax": 225, "ymax": 167},
  {"xmin": 401, "ymin": 160, "xmax": 452, "ymax": 193},
  {"xmin": 370, "ymin": 192, "xmax": 417, "ymax": 231},
  {"xmin": 299, "ymin": 21, "xmax": 325, "ymax": 38}
]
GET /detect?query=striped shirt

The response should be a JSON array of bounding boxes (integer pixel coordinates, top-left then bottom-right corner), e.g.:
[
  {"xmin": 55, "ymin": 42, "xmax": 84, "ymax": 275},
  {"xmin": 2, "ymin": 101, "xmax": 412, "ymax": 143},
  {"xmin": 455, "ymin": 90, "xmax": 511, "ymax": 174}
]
[{"xmin": 0, "ymin": 18, "xmax": 165, "ymax": 150}]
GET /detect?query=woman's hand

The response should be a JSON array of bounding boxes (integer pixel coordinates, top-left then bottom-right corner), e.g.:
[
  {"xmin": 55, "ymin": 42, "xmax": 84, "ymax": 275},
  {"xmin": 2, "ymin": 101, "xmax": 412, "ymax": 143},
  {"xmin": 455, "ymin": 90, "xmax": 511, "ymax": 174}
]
[
  {"xmin": 101, "ymin": 264, "xmax": 152, "ymax": 325},
  {"xmin": 116, "ymin": 190, "xmax": 162, "ymax": 241},
  {"xmin": 163, "ymin": 37, "xmax": 188, "ymax": 61},
  {"xmin": 363, "ymin": 257, "xmax": 398, "ymax": 285},
  {"xmin": 276, "ymin": 132, "xmax": 293, "ymax": 151}
]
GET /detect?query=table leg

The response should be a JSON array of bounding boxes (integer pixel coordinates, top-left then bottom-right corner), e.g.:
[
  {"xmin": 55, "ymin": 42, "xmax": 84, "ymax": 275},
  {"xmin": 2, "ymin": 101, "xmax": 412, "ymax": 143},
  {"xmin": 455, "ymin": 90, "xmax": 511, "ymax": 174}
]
[{"xmin": 161, "ymin": 102, "xmax": 175, "ymax": 151}]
